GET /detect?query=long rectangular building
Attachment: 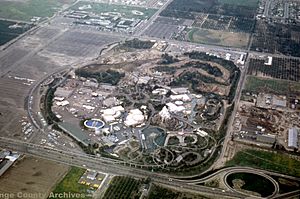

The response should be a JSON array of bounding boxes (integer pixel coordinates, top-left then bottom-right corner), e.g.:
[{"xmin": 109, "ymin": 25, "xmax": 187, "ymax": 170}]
[{"xmin": 288, "ymin": 128, "xmax": 298, "ymax": 149}]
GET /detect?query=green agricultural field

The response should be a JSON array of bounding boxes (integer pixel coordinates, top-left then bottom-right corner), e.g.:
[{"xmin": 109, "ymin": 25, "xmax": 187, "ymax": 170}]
[
  {"xmin": 226, "ymin": 149, "xmax": 300, "ymax": 177},
  {"xmin": 102, "ymin": 176, "xmax": 141, "ymax": 199},
  {"xmin": 70, "ymin": 2, "xmax": 157, "ymax": 20},
  {"xmin": 0, "ymin": 20, "xmax": 33, "ymax": 45},
  {"xmin": 0, "ymin": 0, "xmax": 74, "ymax": 22},
  {"xmin": 218, "ymin": 0, "xmax": 259, "ymax": 8},
  {"xmin": 187, "ymin": 28, "xmax": 249, "ymax": 48},
  {"xmin": 49, "ymin": 167, "xmax": 92, "ymax": 199},
  {"xmin": 244, "ymin": 76, "xmax": 300, "ymax": 94}
]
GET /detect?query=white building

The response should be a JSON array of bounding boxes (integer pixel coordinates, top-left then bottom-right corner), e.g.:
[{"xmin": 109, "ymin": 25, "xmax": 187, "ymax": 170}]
[
  {"xmin": 56, "ymin": 100, "xmax": 70, "ymax": 107},
  {"xmin": 101, "ymin": 106, "xmax": 124, "ymax": 123},
  {"xmin": 264, "ymin": 56, "xmax": 273, "ymax": 66},
  {"xmin": 170, "ymin": 94, "xmax": 191, "ymax": 102},
  {"xmin": 166, "ymin": 102, "xmax": 185, "ymax": 113},
  {"xmin": 171, "ymin": 87, "xmax": 189, "ymax": 94},
  {"xmin": 288, "ymin": 128, "xmax": 298, "ymax": 149},
  {"xmin": 124, "ymin": 109, "xmax": 145, "ymax": 126}
]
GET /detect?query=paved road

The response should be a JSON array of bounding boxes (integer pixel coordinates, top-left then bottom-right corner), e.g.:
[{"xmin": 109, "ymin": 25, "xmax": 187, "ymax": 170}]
[
  {"xmin": 135, "ymin": 0, "xmax": 173, "ymax": 36},
  {"xmin": 2, "ymin": 136, "xmax": 300, "ymax": 198},
  {"xmin": 93, "ymin": 174, "xmax": 113, "ymax": 198},
  {"xmin": 212, "ymin": 53, "xmax": 249, "ymax": 168},
  {"xmin": 0, "ymin": 137, "xmax": 248, "ymax": 199},
  {"xmin": 26, "ymin": 68, "xmax": 70, "ymax": 130},
  {"xmin": 273, "ymin": 190, "xmax": 300, "ymax": 199},
  {"xmin": 223, "ymin": 169, "xmax": 280, "ymax": 198},
  {"xmin": 175, "ymin": 166, "xmax": 300, "ymax": 183}
]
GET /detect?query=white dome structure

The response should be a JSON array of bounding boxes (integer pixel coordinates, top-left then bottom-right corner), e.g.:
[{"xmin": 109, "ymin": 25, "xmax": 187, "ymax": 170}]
[{"xmin": 124, "ymin": 109, "xmax": 145, "ymax": 127}]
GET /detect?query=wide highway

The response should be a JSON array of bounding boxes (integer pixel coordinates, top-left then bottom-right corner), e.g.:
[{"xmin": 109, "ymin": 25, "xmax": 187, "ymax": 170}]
[{"xmin": 0, "ymin": 137, "xmax": 248, "ymax": 199}]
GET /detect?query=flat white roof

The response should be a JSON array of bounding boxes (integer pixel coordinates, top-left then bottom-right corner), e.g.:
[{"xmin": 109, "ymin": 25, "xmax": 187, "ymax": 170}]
[{"xmin": 288, "ymin": 128, "xmax": 298, "ymax": 148}]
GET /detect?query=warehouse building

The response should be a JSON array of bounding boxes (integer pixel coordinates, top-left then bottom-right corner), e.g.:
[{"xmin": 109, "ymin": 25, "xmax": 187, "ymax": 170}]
[
  {"xmin": 256, "ymin": 134, "xmax": 276, "ymax": 145},
  {"xmin": 288, "ymin": 128, "xmax": 298, "ymax": 149}
]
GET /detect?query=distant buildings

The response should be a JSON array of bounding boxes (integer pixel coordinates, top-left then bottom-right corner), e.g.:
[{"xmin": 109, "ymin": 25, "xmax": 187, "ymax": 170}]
[{"xmin": 256, "ymin": 93, "xmax": 287, "ymax": 109}]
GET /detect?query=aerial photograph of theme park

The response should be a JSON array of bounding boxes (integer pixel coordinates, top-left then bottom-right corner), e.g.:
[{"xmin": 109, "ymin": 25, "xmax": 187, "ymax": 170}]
[{"xmin": 0, "ymin": 0, "xmax": 300, "ymax": 198}]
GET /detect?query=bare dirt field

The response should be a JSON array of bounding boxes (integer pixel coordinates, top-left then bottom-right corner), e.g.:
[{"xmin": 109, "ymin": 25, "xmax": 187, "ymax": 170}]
[
  {"xmin": 0, "ymin": 77, "xmax": 28, "ymax": 138},
  {"xmin": 0, "ymin": 156, "xmax": 69, "ymax": 198}
]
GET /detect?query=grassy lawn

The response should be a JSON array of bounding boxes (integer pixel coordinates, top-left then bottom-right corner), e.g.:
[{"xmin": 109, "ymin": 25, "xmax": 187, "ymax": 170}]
[
  {"xmin": 187, "ymin": 28, "xmax": 249, "ymax": 48},
  {"xmin": 49, "ymin": 167, "xmax": 92, "ymax": 199},
  {"xmin": 0, "ymin": 0, "xmax": 74, "ymax": 21},
  {"xmin": 218, "ymin": 0, "xmax": 259, "ymax": 7},
  {"xmin": 226, "ymin": 149, "xmax": 300, "ymax": 177},
  {"xmin": 244, "ymin": 75, "xmax": 300, "ymax": 94},
  {"xmin": 70, "ymin": 2, "xmax": 157, "ymax": 19}
]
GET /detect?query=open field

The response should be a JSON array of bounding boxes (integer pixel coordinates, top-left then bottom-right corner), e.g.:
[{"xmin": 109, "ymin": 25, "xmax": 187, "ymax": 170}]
[
  {"xmin": 226, "ymin": 149, "xmax": 300, "ymax": 177},
  {"xmin": 0, "ymin": 47, "xmax": 28, "ymax": 72},
  {"xmin": 0, "ymin": 77, "xmax": 29, "ymax": 138},
  {"xmin": 244, "ymin": 76, "xmax": 300, "ymax": 95},
  {"xmin": 217, "ymin": 0, "xmax": 259, "ymax": 7},
  {"xmin": 0, "ymin": 156, "xmax": 69, "ymax": 198},
  {"xmin": 50, "ymin": 167, "xmax": 92, "ymax": 199},
  {"xmin": 160, "ymin": 0, "xmax": 258, "ymax": 19},
  {"xmin": 187, "ymin": 28, "xmax": 249, "ymax": 48},
  {"xmin": 70, "ymin": 2, "xmax": 157, "ymax": 20},
  {"xmin": 0, "ymin": 0, "xmax": 74, "ymax": 22}
]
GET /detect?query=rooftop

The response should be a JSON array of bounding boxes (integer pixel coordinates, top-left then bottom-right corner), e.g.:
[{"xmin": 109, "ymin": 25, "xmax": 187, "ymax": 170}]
[
  {"xmin": 288, "ymin": 128, "xmax": 298, "ymax": 148},
  {"xmin": 58, "ymin": 122, "xmax": 91, "ymax": 147}
]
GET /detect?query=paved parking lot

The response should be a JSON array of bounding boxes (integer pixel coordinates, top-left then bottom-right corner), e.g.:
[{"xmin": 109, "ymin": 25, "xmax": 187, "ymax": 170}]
[
  {"xmin": 46, "ymin": 30, "xmax": 120, "ymax": 57},
  {"xmin": 144, "ymin": 22, "xmax": 180, "ymax": 39}
]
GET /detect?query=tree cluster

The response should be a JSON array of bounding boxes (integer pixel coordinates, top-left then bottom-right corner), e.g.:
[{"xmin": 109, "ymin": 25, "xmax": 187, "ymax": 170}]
[
  {"xmin": 75, "ymin": 69, "xmax": 124, "ymax": 85},
  {"xmin": 122, "ymin": 38, "xmax": 155, "ymax": 49}
]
